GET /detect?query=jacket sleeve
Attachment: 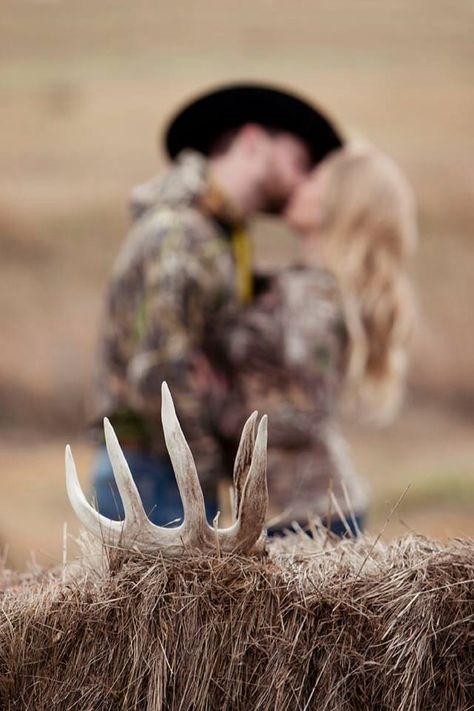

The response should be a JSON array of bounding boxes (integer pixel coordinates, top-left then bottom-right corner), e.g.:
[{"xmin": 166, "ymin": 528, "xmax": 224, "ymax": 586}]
[
  {"xmin": 213, "ymin": 268, "xmax": 346, "ymax": 449},
  {"xmin": 125, "ymin": 215, "xmax": 235, "ymax": 484}
]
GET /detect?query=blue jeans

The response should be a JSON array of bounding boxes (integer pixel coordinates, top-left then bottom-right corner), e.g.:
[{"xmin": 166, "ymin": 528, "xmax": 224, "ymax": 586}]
[
  {"xmin": 91, "ymin": 445, "xmax": 218, "ymax": 527},
  {"xmin": 267, "ymin": 513, "xmax": 365, "ymax": 539}
]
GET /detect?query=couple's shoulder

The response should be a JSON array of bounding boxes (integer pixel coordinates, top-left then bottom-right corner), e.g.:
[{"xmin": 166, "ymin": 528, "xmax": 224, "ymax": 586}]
[
  {"xmin": 112, "ymin": 209, "xmax": 221, "ymax": 282},
  {"xmin": 122, "ymin": 199, "xmax": 225, "ymax": 260}
]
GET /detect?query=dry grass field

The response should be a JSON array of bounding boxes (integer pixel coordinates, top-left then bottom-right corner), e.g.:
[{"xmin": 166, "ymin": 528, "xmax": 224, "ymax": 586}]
[{"xmin": 1, "ymin": 0, "xmax": 473, "ymax": 567}]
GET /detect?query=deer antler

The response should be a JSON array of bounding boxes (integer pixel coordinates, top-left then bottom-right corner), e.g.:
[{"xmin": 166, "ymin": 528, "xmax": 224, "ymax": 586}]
[{"xmin": 65, "ymin": 382, "xmax": 268, "ymax": 555}]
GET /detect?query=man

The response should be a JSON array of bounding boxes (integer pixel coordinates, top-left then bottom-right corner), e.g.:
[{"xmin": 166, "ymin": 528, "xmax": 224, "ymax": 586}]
[{"xmin": 91, "ymin": 82, "xmax": 342, "ymax": 525}]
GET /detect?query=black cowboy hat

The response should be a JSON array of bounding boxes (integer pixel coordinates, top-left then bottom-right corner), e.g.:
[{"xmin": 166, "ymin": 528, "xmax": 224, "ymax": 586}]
[{"xmin": 164, "ymin": 82, "xmax": 343, "ymax": 165}]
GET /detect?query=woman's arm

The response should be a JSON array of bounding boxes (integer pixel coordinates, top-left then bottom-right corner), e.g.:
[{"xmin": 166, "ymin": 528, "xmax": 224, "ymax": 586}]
[{"xmin": 214, "ymin": 267, "xmax": 347, "ymax": 448}]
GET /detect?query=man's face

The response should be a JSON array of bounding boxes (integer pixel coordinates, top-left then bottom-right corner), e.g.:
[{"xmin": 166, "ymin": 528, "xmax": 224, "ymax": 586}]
[
  {"xmin": 262, "ymin": 132, "xmax": 313, "ymax": 213},
  {"xmin": 215, "ymin": 125, "xmax": 313, "ymax": 216}
]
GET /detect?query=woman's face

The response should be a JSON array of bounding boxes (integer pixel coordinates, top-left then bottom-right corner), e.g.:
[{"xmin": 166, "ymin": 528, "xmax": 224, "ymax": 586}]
[{"xmin": 284, "ymin": 165, "xmax": 327, "ymax": 235}]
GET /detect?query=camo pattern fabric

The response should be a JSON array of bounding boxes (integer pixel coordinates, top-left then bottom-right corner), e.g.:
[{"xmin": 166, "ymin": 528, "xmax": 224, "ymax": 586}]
[
  {"xmin": 92, "ymin": 151, "xmax": 240, "ymax": 493},
  {"xmin": 219, "ymin": 266, "xmax": 370, "ymax": 524}
]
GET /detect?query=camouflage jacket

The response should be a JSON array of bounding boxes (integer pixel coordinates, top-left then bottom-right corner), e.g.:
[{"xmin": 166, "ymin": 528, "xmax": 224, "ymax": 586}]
[
  {"xmin": 92, "ymin": 151, "xmax": 243, "ymax": 492},
  {"xmin": 93, "ymin": 151, "xmax": 369, "ymax": 517},
  {"xmin": 220, "ymin": 266, "xmax": 370, "ymax": 524}
]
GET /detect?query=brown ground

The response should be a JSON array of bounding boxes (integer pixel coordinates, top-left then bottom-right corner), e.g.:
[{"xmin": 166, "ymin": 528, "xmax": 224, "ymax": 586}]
[{"xmin": 0, "ymin": 0, "xmax": 473, "ymax": 568}]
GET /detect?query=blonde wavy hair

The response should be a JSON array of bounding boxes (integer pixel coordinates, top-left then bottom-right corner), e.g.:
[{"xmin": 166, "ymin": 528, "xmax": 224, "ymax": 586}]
[{"xmin": 314, "ymin": 142, "xmax": 418, "ymax": 423}]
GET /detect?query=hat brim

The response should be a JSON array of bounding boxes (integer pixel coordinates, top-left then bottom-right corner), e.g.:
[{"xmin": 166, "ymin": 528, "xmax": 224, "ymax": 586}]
[{"xmin": 164, "ymin": 83, "xmax": 343, "ymax": 165}]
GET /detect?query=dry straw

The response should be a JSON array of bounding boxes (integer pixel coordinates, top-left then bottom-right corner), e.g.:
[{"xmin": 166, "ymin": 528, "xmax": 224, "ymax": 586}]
[{"xmin": 1, "ymin": 530, "xmax": 473, "ymax": 710}]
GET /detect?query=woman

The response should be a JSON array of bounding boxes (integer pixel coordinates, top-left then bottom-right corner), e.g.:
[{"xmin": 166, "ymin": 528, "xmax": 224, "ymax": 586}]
[{"xmin": 219, "ymin": 142, "xmax": 418, "ymax": 536}]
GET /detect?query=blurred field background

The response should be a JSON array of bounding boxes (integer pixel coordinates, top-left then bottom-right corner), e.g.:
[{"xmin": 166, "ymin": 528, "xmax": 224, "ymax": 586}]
[{"xmin": 1, "ymin": 0, "xmax": 473, "ymax": 568}]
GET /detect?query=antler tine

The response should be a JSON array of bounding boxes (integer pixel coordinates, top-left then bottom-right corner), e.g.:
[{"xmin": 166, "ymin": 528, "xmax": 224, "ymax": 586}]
[
  {"xmin": 103, "ymin": 418, "xmax": 148, "ymax": 526},
  {"xmin": 232, "ymin": 411, "xmax": 258, "ymax": 521},
  {"xmin": 161, "ymin": 382, "xmax": 208, "ymax": 535},
  {"xmin": 65, "ymin": 444, "xmax": 123, "ymax": 545},
  {"xmin": 233, "ymin": 415, "xmax": 268, "ymax": 549},
  {"xmin": 217, "ymin": 414, "xmax": 268, "ymax": 553}
]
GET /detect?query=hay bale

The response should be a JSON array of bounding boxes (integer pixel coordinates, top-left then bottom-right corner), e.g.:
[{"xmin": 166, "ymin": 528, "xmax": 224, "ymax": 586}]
[{"xmin": 0, "ymin": 533, "xmax": 473, "ymax": 710}]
